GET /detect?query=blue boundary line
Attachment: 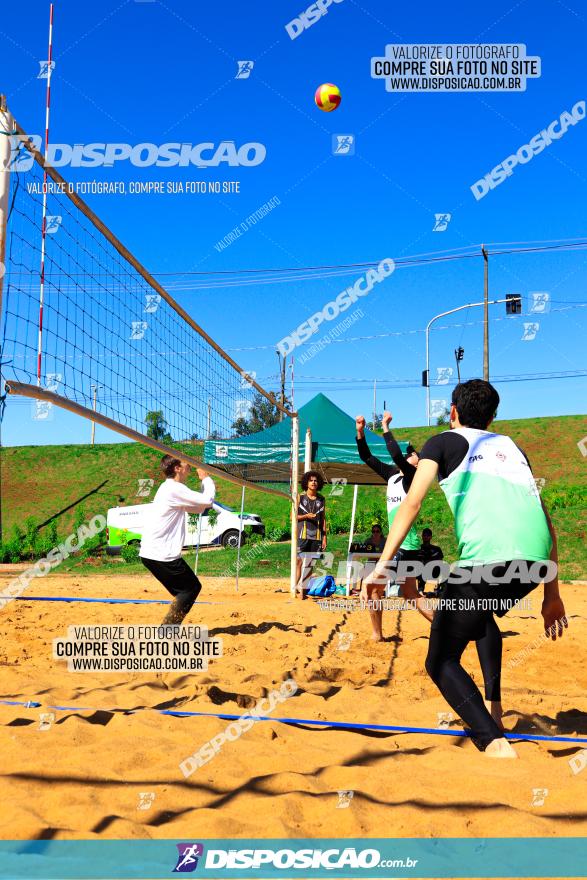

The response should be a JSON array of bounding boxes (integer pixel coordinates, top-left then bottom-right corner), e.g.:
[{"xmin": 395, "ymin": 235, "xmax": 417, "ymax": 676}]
[{"xmin": 1, "ymin": 699, "xmax": 586, "ymax": 744}]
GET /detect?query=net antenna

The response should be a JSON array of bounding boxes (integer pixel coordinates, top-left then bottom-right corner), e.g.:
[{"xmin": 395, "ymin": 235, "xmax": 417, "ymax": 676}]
[
  {"xmin": 37, "ymin": 3, "xmax": 55, "ymax": 387},
  {"xmin": 0, "ymin": 99, "xmax": 298, "ymax": 500}
]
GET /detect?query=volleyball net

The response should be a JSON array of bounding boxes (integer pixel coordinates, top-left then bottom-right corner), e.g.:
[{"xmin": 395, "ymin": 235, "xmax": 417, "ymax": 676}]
[{"xmin": 0, "ymin": 101, "xmax": 295, "ymax": 498}]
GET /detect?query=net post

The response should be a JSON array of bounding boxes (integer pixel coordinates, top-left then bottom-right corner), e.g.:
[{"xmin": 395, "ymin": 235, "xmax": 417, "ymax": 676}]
[
  {"xmin": 290, "ymin": 414, "xmax": 300, "ymax": 597},
  {"xmin": 304, "ymin": 427, "xmax": 312, "ymax": 471},
  {"xmin": 346, "ymin": 484, "xmax": 359, "ymax": 596},
  {"xmin": 235, "ymin": 485, "xmax": 245, "ymax": 592}
]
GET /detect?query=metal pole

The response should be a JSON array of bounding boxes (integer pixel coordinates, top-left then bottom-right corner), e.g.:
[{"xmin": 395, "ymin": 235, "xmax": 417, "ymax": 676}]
[
  {"xmin": 372, "ymin": 378, "xmax": 377, "ymax": 431},
  {"xmin": 235, "ymin": 485, "xmax": 245, "ymax": 592},
  {"xmin": 348, "ymin": 483, "xmax": 358, "ymax": 553},
  {"xmin": 304, "ymin": 428, "xmax": 312, "ymax": 472},
  {"xmin": 276, "ymin": 351, "xmax": 286, "ymax": 421},
  {"xmin": 345, "ymin": 483, "xmax": 359, "ymax": 596},
  {"xmin": 290, "ymin": 414, "xmax": 300, "ymax": 597},
  {"xmin": 425, "ymin": 325, "xmax": 431, "ymax": 427},
  {"xmin": 0, "ymin": 96, "xmax": 13, "ymax": 546},
  {"xmin": 206, "ymin": 398, "xmax": 211, "ymax": 438},
  {"xmin": 194, "ymin": 512, "xmax": 203, "ymax": 576},
  {"xmin": 482, "ymin": 246, "xmax": 489, "ymax": 381},
  {"xmin": 455, "ymin": 350, "xmax": 461, "ymax": 383}
]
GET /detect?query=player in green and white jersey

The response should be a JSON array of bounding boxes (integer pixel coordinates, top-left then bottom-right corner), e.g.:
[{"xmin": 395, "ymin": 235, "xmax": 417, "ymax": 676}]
[
  {"xmin": 362, "ymin": 380, "xmax": 567, "ymax": 758},
  {"xmin": 356, "ymin": 414, "xmax": 432, "ymax": 639}
]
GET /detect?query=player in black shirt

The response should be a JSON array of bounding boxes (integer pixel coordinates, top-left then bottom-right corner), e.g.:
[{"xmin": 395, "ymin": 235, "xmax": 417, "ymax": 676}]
[{"xmin": 362, "ymin": 380, "xmax": 566, "ymax": 757}]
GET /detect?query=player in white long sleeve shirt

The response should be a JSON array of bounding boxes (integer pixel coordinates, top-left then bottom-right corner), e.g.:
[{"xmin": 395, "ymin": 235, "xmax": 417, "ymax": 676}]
[{"xmin": 140, "ymin": 456, "xmax": 216, "ymax": 625}]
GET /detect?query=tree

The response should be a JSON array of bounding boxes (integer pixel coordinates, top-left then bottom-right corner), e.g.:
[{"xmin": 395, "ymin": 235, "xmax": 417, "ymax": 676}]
[
  {"xmin": 435, "ymin": 405, "xmax": 451, "ymax": 426},
  {"xmin": 231, "ymin": 391, "xmax": 288, "ymax": 437},
  {"xmin": 145, "ymin": 410, "xmax": 173, "ymax": 443}
]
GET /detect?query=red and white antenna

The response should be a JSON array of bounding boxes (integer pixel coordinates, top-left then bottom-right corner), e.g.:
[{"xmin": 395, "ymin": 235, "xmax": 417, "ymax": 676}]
[{"xmin": 37, "ymin": 2, "xmax": 54, "ymax": 386}]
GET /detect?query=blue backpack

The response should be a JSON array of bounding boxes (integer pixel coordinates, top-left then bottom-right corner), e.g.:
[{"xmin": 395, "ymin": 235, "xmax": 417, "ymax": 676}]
[{"xmin": 306, "ymin": 575, "xmax": 336, "ymax": 597}]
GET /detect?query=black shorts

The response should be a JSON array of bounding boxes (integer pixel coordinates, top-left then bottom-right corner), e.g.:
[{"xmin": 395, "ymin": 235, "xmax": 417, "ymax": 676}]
[
  {"xmin": 394, "ymin": 548, "xmax": 421, "ymax": 562},
  {"xmin": 140, "ymin": 556, "xmax": 201, "ymax": 598},
  {"xmin": 298, "ymin": 539, "xmax": 321, "ymax": 553},
  {"xmin": 431, "ymin": 562, "xmax": 538, "ymax": 641}
]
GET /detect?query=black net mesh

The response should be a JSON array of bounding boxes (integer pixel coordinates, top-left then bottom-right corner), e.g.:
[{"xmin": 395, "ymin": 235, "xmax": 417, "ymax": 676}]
[{"xmin": 0, "ymin": 119, "xmax": 294, "ymax": 497}]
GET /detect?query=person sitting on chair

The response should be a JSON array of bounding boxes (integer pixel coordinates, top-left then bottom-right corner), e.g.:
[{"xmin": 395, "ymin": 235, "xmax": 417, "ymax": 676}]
[{"xmin": 369, "ymin": 523, "xmax": 386, "ymax": 552}]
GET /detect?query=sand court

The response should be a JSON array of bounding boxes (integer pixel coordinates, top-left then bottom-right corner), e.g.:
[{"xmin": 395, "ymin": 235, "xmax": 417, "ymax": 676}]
[{"xmin": 0, "ymin": 572, "xmax": 585, "ymax": 841}]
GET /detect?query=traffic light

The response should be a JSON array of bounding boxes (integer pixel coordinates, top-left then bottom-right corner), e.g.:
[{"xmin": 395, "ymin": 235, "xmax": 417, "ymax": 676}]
[
  {"xmin": 506, "ymin": 293, "xmax": 522, "ymax": 315},
  {"xmin": 455, "ymin": 346, "xmax": 464, "ymax": 362},
  {"xmin": 421, "ymin": 369, "xmax": 429, "ymax": 387}
]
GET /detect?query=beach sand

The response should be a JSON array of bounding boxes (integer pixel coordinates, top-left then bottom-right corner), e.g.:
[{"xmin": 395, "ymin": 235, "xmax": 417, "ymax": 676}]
[{"xmin": 0, "ymin": 573, "xmax": 585, "ymax": 843}]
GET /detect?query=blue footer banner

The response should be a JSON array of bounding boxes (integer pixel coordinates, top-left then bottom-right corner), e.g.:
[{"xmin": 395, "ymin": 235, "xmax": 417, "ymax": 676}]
[{"xmin": 0, "ymin": 838, "xmax": 585, "ymax": 879}]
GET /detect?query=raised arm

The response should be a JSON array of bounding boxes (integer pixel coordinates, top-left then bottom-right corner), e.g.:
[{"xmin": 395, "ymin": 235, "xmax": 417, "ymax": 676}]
[
  {"xmin": 382, "ymin": 411, "xmax": 416, "ymax": 480},
  {"xmin": 174, "ymin": 472, "xmax": 216, "ymax": 514},
  {"xmin": 356, "ymin": 414, "xmax": 397, "ymax": 482}
]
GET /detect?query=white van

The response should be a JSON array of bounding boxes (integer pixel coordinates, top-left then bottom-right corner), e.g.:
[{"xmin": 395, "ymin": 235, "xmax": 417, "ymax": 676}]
[{"xmin": 106, "ymin": 500, "xmax": 265, "ymax": 554}]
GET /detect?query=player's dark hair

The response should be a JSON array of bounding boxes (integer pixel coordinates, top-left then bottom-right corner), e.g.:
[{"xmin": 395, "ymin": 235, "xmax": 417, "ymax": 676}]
[
  {"xmin": 301, "ymin": 470, "xmax": 324, "ymax": 491},
  {"xmin": 161, "ymin": 455, "xmax": 182, "ymax": 478},
  {"xmin": 422, "ymin": 528, "xmax": 432, "ymax": 537},
  {"xmin": 451, "ymin": 380, "xmax": 499, "ymax": 429},
  {"xmin": 406, "ymin": 444, "xmax": 419, "ymax": 457}
]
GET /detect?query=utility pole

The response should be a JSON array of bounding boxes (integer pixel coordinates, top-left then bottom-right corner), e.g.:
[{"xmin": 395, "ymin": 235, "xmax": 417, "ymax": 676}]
[
  {"xmin": 482, "ymin": 245, "xmax": 489, "ymax": 380},
  {"xmin": 207, "ymin": 398, "xmax": 211, "ymax": 438},
  {"xmin": 372, "ymin": 378, "xmax": 377, "ymax": 431},
  {"xmin": 90, "ymin": 384, "xmax": 102, "ymax": 445},
  {"xmin": 276, "ymin": 351, "xmax": 286, "ymax": 421}
]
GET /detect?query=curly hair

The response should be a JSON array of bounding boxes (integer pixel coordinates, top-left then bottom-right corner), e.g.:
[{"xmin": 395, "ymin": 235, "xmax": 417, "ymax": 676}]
[{"xmin": 301, "ymin": 470, "xmax": 324, "ymax": 491}]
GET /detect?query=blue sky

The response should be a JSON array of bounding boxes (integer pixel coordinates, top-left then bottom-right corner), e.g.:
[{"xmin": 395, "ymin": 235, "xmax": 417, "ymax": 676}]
[{"xmin": 1, "ymin": 0, "xmax": 586, "ymax": 447}]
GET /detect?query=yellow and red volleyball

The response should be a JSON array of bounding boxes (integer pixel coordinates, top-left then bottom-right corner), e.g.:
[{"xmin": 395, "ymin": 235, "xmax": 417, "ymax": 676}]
[{"xmin": 314, "ymin": 83, "xmax": 341, "ymax": 112}]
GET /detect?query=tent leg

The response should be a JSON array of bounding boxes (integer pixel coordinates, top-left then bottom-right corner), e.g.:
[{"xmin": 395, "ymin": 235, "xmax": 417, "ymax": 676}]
[
  {"xmin": 290, "ymin": 414, "xmax": 300, "ymax": 597},
  {"xmin": 235, "ymin": 485, "xmax": 245, "ymax": 592},
  {"xmin": 346, "ymin": 484, "xmax": 358, "ymax": 596},
  {"xmin": 194, "ymin": 513, "xmax": 203, "ymax": 575}
]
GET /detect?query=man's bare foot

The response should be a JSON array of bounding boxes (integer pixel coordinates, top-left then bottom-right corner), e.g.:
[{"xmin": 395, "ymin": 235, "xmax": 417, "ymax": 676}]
[
  {"xmin": 371, "ymin": 632, "xmax": 384, "ymax": 642},
  {"xmin": 485, "ymin": 737, "xmax": 518, "ymax": 758},
  {"xmin": 484, "ymin": 700, "xmax": 505, "ymax": 730}
]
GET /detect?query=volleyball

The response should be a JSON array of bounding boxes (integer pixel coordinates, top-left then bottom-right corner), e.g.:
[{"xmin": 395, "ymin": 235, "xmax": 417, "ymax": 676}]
[{"xmin": 314, "ymin": 83, "xmax": 341, "ymax": 112}]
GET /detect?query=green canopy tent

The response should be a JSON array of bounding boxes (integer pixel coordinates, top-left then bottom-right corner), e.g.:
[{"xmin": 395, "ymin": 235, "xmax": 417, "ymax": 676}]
[
  {"xmin": 204, "ymin": 392, "xmax": 409, "ymax": 486},
  {"xmin": 204, "ymin": 394, "xmax": 410, "ymax": 593}
]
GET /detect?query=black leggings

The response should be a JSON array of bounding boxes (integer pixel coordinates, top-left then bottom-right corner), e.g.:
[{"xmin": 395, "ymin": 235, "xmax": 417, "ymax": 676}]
[
  {"xmin": 425, "ymin": 574, "xmax": 537, "ymax": 749},
  {"xmin": 475, "ymin": 616, "xmax": 503, "ymax": 701},
  {"xmin": 140, "ymin": 556, "xmax": 202, "ymax": 625}
]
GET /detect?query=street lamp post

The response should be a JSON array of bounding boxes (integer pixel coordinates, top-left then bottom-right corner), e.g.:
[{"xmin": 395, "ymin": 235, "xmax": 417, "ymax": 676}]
[{"xmin": 425, "ymin": 298, "xmax": 509, "ymax": 426}]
